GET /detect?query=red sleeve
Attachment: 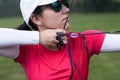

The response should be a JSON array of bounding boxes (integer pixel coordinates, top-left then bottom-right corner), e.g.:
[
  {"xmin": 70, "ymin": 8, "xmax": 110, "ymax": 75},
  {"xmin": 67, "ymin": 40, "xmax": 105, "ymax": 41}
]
[
  {"xmin": 14, "ymin": 45, "xmax": 33, "ymax": 64},
  {"xmin": 82, "ymin": 30, "xmax": 106, "ymax": 57},
  {"xmin": 14, "ymin": 45, "xmax": 27, "ymax": 63},
  {"xmin": 14, "ymin": 45, "xmax": 40, "ymax": 63}
]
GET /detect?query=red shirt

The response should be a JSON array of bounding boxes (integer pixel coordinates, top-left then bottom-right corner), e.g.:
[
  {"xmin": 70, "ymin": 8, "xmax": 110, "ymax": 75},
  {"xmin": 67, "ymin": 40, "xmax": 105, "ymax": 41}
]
[{"xmin": 14, "ymin": 30, "xmax": 105, "ymax": 80}]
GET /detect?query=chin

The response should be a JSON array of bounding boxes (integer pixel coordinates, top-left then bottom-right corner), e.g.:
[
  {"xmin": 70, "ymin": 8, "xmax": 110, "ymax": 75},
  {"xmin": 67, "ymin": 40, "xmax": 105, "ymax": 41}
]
[{"xmin": 65, "ymin": 23, "xmax": 70, "ymax": 29}]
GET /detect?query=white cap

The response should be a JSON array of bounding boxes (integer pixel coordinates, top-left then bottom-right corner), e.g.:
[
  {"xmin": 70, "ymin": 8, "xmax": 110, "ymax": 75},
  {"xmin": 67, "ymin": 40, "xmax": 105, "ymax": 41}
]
[{"xmin": 20, "ymin": 0, "xmax": 57, "ymax": 25}]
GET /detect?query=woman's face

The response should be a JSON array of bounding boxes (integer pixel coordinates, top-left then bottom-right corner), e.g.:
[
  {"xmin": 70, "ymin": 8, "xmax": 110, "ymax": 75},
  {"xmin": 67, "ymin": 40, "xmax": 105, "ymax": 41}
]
[{"xmin": 37, "ymin": 2, "xmax": 70, "ymax": 31}]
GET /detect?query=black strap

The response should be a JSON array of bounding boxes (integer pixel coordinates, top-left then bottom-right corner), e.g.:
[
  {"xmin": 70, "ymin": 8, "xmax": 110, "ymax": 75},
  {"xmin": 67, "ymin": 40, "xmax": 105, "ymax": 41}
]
[
  {"xmin": 81, "ymin": 34, "xmax": 89, "ymax": 59},
  {"xmin": 67, "ymin": 33, "xmax": 74, "ymax": 80},
  {"xmin": 68, "ymin": 33, "xmax": 82, "ymax": 80}
]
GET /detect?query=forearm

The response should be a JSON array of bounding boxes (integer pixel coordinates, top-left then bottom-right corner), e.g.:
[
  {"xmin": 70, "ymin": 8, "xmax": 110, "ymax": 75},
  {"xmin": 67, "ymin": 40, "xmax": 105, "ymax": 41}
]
[
  {"xmin": 100, "ymin": 34, "xmax": 120, "ymax": 52},
  {"xmin": 0, "ymin": 46, "xmax": 19, "ymax": 59},
  {"xmin": 0, "ymin": 28, "xmax": 39, "ymax": 47},
  {"xmin": 0, "ymin": 28, "xmax": 66, "ymax": 58}
]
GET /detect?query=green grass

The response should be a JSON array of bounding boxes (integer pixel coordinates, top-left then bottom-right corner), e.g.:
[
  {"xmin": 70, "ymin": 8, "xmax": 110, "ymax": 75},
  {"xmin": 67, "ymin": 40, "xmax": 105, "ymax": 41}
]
[
  {"xmin": 70, "ymin": 13, "xmax": 120, "ymax": 31},
  {"xmin": 0, "ymin": 57, "xmax": 26, "ymax": 80},
  {"xmin": 0, "ymin": 17, "xmax": 23, "ymax": 28},
  {"xmin": 70, "ymin": 13, "xmax": 120, "ymax": 80},
  {"xmin": 0, "ymin": 13, "xmax": 120, "ymax": 80}
]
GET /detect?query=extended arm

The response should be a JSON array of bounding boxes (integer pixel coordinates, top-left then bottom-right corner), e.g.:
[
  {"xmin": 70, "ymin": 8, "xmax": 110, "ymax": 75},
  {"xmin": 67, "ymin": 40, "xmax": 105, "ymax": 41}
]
[
  {"xmin": 0, "ymin": 28, "xmax": 66, "ymax": 58},
  {"xmin": 0, "ymin": 28, "xmax": 39, "ymax": 58},
  {"xmin": 0, "ymin": 28, "xmax": 39, "ymax": 47},
  {"xmin": 101, "ymin": 34, "xmax": 120, "ymax": 52}
]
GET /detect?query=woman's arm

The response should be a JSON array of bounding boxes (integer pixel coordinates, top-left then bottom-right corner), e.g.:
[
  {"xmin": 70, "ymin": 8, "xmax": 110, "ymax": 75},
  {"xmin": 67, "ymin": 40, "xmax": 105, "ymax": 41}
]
[
  {"xmin": 0, "ymin": 46, "xmax": 19, "ymax": 59},
  {"xmin": 0, "ymin": 28, "xmax": 66, "ymax": 58},
  {"xmin": 0, "ymin": 28, "xmax": 39, "ymax": 47},
  {"xmin": 0, "ymin": 28, "xmax": 39, "ymax": 58},
  {"xmin": 101, "ymin": 34, "xmax": 120, "ymax": 52}
]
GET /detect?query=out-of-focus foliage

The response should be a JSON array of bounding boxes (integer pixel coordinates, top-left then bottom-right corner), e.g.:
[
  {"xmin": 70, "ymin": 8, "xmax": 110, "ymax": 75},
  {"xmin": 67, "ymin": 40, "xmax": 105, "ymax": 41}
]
[
  {"xmin": 0, "ymin": 0, "xmax": 120, "ymax": 17},
  {"xmin": 0, "ymin": 0, "xmax": 21, "ymax": 17},
  {"xmin": 73, "ymin": 0, "xmax": 120, "ymax": 12}
]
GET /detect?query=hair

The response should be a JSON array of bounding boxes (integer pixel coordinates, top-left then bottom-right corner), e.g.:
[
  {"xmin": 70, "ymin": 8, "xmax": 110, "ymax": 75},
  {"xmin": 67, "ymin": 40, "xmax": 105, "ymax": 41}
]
[
  {"xmin": 17, "ymin": 4, "xmax": 53, "ymax": 31},
  {"xmin": 16, "ymin": 6, "xmax": 43, "ymax": 31}
]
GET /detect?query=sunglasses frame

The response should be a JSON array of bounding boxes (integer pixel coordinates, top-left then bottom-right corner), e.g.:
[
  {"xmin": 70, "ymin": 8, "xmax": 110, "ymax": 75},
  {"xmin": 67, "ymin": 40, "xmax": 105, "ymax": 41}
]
[{"xmin": 51, "ymin": 0, "xmax": 69, "ymax": 12}]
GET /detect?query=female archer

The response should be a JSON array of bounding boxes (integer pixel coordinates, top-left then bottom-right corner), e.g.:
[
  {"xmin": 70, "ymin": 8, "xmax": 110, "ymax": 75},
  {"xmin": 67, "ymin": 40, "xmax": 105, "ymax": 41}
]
[{"xmin": 0, "ymin": 0, "xmax": 120, "ymax": 80}]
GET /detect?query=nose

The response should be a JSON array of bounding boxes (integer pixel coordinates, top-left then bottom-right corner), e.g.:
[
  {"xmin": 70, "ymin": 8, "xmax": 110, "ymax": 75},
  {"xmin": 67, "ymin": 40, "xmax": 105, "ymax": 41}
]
[{"xmin": 62, "ymin": 5, "xmax": 70, "ymax": 14}]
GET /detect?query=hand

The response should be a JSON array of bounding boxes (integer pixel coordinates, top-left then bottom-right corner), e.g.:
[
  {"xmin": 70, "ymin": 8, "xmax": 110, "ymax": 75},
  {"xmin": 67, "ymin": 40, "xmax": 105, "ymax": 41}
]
[{"xmin": 39, "ymin": 29, "xmax": 67, "ymax": 50}]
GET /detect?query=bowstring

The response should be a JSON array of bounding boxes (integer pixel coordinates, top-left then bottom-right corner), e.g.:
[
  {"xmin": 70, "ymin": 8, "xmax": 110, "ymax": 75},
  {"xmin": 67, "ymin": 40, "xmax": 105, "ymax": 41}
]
[
  {"xmin": 63, "ymin": 0, "xmax": 73, "ymax": 29},
  {"xmin": 63, "ymin": 0, "xmax": 120, "ymax": 80},
  {"xmin": 63, "ymin": 0, "xmax": 83, "ymax": 80},
  {"xmin": 82, "ymin": 30, "xmax": 120, "ymax": 35}
]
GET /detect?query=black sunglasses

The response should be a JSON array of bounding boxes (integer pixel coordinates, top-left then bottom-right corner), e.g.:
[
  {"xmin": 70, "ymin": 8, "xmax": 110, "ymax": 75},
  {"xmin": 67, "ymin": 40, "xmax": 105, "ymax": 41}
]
[{"xmin": 50, "ymin": 0, "xmax": 69, "ymax": 12}]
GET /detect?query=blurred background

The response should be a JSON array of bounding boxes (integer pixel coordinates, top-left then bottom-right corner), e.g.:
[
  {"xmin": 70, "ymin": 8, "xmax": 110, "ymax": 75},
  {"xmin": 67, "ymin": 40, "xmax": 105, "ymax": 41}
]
[{"xmin": 0, "ymin": 0, "xmax": 120, "ymax": 80}]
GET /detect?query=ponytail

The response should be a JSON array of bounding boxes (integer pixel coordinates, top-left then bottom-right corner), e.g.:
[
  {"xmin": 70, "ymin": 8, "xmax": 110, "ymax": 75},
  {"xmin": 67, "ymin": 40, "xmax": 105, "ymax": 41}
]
[
  {"xmin": 16, "ymin": 22, "xmax": 32, "ymax": 31},
  {"xmin": 16, "ymin": 21, "xmax": 38, "ymax": 31}
]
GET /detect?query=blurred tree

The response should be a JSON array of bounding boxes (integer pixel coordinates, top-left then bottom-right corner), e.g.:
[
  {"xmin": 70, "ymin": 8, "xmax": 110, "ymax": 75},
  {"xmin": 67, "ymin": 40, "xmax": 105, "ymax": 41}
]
[
  {"xmin": 0, "ymin": 0, "xmax": 120, "ymax": 17},
  {"xmin": 72, "ymin": 0, "xmax": 120, "ymax": 12},
  {"xmin": 0, "ymin": 0, "xmax": 20, "ymax": 17}
]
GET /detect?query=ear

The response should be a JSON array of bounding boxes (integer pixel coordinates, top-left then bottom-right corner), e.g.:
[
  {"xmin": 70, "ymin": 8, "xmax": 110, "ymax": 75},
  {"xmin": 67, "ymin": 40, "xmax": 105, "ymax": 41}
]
[{"xmin": 30, "ymin": 14, "xmax": 42, "ymax": 26}]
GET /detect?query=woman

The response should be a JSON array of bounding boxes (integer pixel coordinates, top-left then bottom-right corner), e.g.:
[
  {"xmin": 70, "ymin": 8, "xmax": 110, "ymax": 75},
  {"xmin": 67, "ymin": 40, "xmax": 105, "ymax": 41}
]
[{"xmin": 1, "ymin": 0, "xmax": 120, "ymax": 80}]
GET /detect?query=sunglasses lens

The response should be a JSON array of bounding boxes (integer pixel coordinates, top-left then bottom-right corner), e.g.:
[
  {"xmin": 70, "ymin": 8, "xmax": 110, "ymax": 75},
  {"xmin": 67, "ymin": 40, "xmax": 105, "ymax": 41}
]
[
  {"xmin": 52, "ymin": 1, "xmax": 62, "ymax": 12},
  {"xmin": 62, "ymin": 0, "xmax": 69, "ymax": 8},
  {"xmin": 51, "ymin": 0, "xmax": 69, "ymax": 12}
]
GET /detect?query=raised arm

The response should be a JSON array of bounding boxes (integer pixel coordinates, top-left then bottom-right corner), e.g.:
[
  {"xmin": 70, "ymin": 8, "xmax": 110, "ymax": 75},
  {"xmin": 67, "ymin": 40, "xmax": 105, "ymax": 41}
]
[
  {"xmin": 0, "ymin": 28, "xmax": 66, "ymax": 58},
  {"xmin": 0, "ymin": 28, "xmax": 39, "ymax": 47},
  {"xmin": 101, "ymin": 34, "xmax": 120, "ymax": 52},
  {"xmin": 0, "ymin": 28, "xmax": 39, "ymax": 58}
]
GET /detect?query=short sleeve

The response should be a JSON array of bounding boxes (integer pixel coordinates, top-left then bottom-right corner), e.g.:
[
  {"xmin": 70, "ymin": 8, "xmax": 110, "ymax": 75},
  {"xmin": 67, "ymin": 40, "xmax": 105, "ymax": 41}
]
[
  {"xmin": 14, "ymin": 45, "xmax": 33, "ymax": 64},
  {"xmin": 82, "ymin": 30, "xmax": 105, "ymax": 57}
]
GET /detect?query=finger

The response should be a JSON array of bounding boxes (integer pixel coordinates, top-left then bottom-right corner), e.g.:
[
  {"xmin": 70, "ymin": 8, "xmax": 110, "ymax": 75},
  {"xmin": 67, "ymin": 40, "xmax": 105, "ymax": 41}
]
[
  {"xmin": 63, "ymin": 40, "xmax": 67, "ymax": 44},
  {"xmin": 55, "ymin": 29, "xmax": 66, "ymax": 34},
  {"xmin": 56, "ymin": 32, "xmax": 65, "ymax": 36},
  {"xmin": 50, "ymin": 43, "xmax": 57, "ymax": 48},
  {"xmin": 61, "ymin": 36, "xmax": 67, "ymax": 40},
  {"xmin": 52, "ymin": 38, "xmax": 59, "ymax": 44}
]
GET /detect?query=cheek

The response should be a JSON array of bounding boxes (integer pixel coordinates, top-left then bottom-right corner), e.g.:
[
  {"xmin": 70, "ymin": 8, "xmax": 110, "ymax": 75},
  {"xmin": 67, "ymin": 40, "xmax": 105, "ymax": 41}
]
[{"xmin": 42, "ymin": 11, "xmax": 63, "ymax": 29}]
